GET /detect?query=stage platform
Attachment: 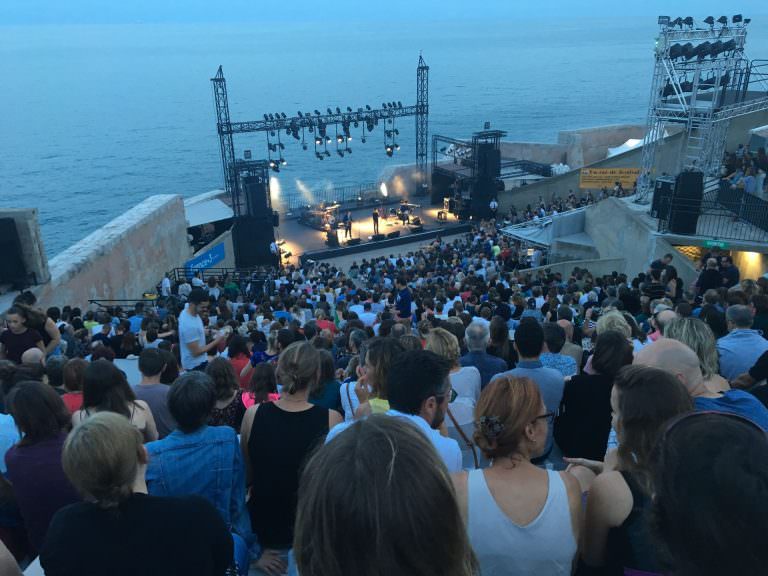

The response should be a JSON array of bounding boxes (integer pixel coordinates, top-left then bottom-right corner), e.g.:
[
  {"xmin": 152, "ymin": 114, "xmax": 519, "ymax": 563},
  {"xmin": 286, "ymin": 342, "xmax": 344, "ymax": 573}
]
[{"xmin": 275, "ymin": 204, "xmax": 468, "ymax": 266}]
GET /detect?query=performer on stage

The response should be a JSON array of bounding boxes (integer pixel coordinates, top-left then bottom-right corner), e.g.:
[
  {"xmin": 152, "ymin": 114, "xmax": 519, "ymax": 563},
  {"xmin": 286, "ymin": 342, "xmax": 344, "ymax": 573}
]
[
  {"xmin": 343, "ymin": 211, "xmax": 353, "ymax": 239},
  {"xmin": 372, "ymin": 207, "xmax": 379, "ymax": 234},
  {"xmin": 399, "ymin": 200, "xmax": 410, "ymax": 225},
  {"xmin": 269, "ymin": 240, "xmax": 280, "ymax": 266}
]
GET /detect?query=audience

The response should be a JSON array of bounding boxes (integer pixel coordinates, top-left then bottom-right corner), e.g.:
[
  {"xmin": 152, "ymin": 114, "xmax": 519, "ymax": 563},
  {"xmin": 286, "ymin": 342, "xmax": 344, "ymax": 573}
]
[
  {"xmin": 133, "ymin": 349, "xmax": 176, "ymax": 438},
  {"xmin": 716, "ymin": 304, "xmax": 768, "ymax": 381},
  {"xmin": 460, "ymin": 321, "xmax": 507, "ymax": 388},
  {"xmin": 205, "ymin": 357, "xmax": 246, "ymax": 431},
  {"xmin": 39, "ymin": 412, "xmax": 233, "ymax": 575}
]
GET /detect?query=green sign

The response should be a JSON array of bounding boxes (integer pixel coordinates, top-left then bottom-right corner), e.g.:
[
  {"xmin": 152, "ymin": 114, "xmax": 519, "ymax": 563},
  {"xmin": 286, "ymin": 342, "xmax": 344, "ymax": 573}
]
[{"xmin": 704, "ymin": 240, "xmax": 728, "ymax": 249}]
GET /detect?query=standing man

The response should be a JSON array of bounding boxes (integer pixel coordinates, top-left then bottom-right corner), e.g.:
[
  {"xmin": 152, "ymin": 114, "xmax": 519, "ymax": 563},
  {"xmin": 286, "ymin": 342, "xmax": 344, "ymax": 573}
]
[
  {"xmin": 394, "ymin": 277, "xmax": 412, "ymax": 325},
  {"xmin": 343, "ymin": 211, "xmax": 353, "ymax": 239},
  {"xmin": 179, "ymin": 289, "xmax": 226, "ymax": 372},
  {"xmin": 720, "ymin": 256, "xmax": 740, "ymax": 288},
  {"xmin": 269, "ymin": 240, "xmax": 280, "ymax": 266},
  {"xmin": 372, "ymin": 207, "xmax": 379, "ymax": 234},
  {"xmin": 161, "ymin": 273, "xmax": 172, "ymax": 298},
  {"xmin": 489, "ymin": 197, "xmax": 499, "ymax": 220}
]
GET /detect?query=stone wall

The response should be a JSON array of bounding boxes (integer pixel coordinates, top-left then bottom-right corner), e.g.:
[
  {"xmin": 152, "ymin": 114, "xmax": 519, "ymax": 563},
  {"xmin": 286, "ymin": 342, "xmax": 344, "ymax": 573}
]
[
  {"xmin": 557, "ymin": 124, "xmax": 646, "ymax": 168},
  {"xmin": 34, "ymin": 195, "xmax": 191, "ymax": 309},
  {"xmin": 0, "ymin": 208, "xmax": 50, "ymax": 286}
]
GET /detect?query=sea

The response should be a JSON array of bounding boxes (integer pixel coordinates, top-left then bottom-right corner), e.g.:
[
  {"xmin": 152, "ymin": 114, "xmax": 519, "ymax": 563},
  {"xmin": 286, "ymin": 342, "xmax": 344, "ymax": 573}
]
[{"xmin": 2, "ymin": 18, "xmax": 767, "ymax": 257}]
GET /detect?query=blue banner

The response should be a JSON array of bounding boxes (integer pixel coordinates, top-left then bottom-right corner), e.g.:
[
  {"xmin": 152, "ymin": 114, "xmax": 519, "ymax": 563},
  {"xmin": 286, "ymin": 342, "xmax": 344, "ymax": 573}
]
[{"xmin": 184, "ymin": 242, "xmax": 225, "ymax": 272}]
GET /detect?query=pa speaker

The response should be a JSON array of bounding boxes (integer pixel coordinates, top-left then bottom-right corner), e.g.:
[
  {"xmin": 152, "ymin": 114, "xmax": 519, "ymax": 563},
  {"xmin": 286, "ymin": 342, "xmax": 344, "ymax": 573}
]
[
  {"xmin": 272, "ymin": 211, "xmax": 280, "ymax": 227},
  {"xmin": 232, "ymin": 216, "xmax": 276, "ymax": 268},
  {"xmin": 409, "ymin": 225, "xmax": 424, "ymax": 234},
  {"xmin": 372, "ymin": 233, "xmax": 386, "ymax": 241},
  {"xmin": 346, "ymin": 238, "xmax": 362, "ymax": 246},
  {"xmin": 0, "ymin": 218, "xmax": 26, "ymax": 286},
  {"xmin": 242, "ymin": 176, "xmax": 270, "ymax": 218},
  {"xmin": 431, "ymin": 171, "xmax": 454, "ymax": 205},
  {"xmin": 476, "ymin": 143, "xmax": 501, "ymax": 179},
  {"xmin": 651, "ymin": 178, "xmax": 675, "ymax": 219},
  {"xmin": 668, "ymin": 171, "xmax": 703, "ymax": 235},
  {"xmin": 387, "ymin": 230, "xmax": 401, "ymax": 239}
]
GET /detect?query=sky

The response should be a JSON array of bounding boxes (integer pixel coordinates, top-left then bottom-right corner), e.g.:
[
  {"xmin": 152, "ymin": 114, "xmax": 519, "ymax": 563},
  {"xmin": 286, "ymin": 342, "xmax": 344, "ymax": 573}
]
[{"xmin": 1, "ymin": 1, "xmax": 764, "ymax": 25}]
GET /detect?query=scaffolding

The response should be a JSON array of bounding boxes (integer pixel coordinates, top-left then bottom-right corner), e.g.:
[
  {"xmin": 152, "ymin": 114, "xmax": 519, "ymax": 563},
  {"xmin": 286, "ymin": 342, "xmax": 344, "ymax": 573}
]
[{"xmin": 637, "ymin": 16, "xmax": 759, "ymax": 202}]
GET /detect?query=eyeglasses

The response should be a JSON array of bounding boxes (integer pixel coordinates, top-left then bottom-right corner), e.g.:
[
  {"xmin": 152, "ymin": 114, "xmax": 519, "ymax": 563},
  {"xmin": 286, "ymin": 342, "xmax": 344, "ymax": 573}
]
[{"xmin": 533, "ymin": 412, "xmax": 555, "ymax": 425}]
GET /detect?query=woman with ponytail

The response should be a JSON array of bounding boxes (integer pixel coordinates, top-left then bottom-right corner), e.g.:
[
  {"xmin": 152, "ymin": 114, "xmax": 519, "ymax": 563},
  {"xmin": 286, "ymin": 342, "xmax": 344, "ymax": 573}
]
[{"xmin": 240, "ymin": 340, "xmax": 342, "ymax": 559}]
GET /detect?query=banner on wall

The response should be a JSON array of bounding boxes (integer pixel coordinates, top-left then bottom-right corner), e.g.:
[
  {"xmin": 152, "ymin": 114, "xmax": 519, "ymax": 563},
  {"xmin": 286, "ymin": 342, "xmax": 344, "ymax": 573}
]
[
  {"xmin": 579, "ymin": 167, "xmax": 640, "ymax": 189},
  {"xmin": 184, "ymin": 242, "xmax": 225, "ymax": 273}
]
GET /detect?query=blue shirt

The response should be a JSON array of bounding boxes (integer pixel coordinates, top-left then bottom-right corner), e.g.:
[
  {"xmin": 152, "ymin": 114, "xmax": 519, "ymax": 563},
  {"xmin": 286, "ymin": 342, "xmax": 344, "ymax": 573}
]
[
  {"xmin": 0, "ymin": 414, "xmax": 20, "ymax": 475},
  {"xmin": 540, "ymin": 352, "xmax": 578, "ymax": 379},
  {"xmin": 325, "ymin": 409, "xmax": 462, "ymax": 473},
  {"xmin": 396, "ymin": 288, "xmax": 412, "ymax": 319},
  {"xmin": 492, "ymin": 360, "xmax": 565, "ymax": 454},
  {"xmin": 717, "ymin": 329, "xmax": 768, "ymax": 381},
  {"xmin": 695, "ymin": 390, "xmax": 768, "ymax": 431},
  {"xmin": 460, "ymin": 351, "xmax": 508, "ymax": 389},
  {"xmin": 128, "ymin": 314, "xmax": 144, "ymax": 334},
  {"xmin": 146, "ymin": 426, "xmax": 255, "ymax": 548}
]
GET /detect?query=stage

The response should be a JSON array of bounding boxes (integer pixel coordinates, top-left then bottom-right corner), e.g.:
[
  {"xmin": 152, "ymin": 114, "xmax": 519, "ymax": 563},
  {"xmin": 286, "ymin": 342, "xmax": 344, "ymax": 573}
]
[{"xmin": 274, "ymin": 203, "xmax": 467, "ymax": 266}]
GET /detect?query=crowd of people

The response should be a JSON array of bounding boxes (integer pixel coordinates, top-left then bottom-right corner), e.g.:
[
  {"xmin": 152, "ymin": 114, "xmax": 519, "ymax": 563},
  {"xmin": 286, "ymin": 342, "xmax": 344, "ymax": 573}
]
[
  {"xmin": 722, "ymin": 144, "xmax": 768, "ymax": 198},
  {"xmin": 0, "ymin": 221, "xmax": 768, "ymax": 575}
]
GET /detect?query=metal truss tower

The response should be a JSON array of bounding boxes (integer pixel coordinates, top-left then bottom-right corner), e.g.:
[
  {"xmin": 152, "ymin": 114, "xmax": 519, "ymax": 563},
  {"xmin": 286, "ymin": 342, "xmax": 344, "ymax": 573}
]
[
  {"xmin": 211, "ymin": 66, "xmax": 240, "ymax": 216},
  {"xmin": 416, "ymin": 54, "xmax": 430, "ymax": 193},
  {"xmin": 637, "ymin": 16, "xmax": 766, "ymax": 202}
]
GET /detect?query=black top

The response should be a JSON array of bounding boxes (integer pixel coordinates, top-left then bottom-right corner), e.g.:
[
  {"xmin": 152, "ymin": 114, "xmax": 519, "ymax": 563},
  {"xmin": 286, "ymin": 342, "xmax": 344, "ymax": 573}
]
[
  {"xmin": 697, "ymin": 268, "xmax": 722, "ymax": 294},
  {"xmin": 247, "ymin": 402, "xmax": 328, "ymax": 549},
  {"xmin": 605, "ymin": 471, "xmax": 664, "ymax": 574},
  {"xmin": 554, "ymin": 373, "xmax": 613, "ymax": 461},
  {"xmin": 40, "ymin": 493, "xmax": 233, "ymax": 576}
]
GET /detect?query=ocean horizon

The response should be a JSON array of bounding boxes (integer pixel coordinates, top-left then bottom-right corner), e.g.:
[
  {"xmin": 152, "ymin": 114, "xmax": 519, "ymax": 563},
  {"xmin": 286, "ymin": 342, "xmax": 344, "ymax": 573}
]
[{"xmin": 2, "ymin": 17, "xmax": 767, "ymax": 257}]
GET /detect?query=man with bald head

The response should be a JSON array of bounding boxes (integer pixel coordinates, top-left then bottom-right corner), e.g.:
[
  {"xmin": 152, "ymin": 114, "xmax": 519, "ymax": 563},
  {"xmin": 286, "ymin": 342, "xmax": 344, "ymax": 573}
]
[{"xmin": 635, "ymin": 338, "xmax": 768, "ymax": 430}]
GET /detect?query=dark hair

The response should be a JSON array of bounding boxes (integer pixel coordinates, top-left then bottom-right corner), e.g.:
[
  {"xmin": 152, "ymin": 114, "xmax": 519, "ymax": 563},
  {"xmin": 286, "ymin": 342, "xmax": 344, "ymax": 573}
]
[
  {"xmin": 514, "ymin": 318, "xmax": 544, "ymax": 358},
  {"xmin": 91, "ymin": 345, "xmax": 116, "ymax": 362},
  {"xmin": 45, "ymin": 356, "xmax": 67, "ymax": 388},
  {"xmin": 138, "ymin": 348, "xmax": 165, "ymax": 377},
  {"xmin": 542, "ymin": 323, "xmax": 565, "ymax": 354},
  {"xmin": 277, "ymin": 328, "xmax": 295, "ymax": 351},
  {"xmin": 62, "ymin": 358, "xmax": 88, "ymax": 392},
  {"xmin": 653, "ymin": 413, "xmax": 768, "ymax": 576},
  {"xmin": 591, "ymin": 331, "xmax": 633, "ymax": 378},
  {"xmin": 318, "ymin": 349, "xmax": 336, "ymax": 383},
  {"xmin": 7, "ymin": 381, "xmax": 72, "ymax": 445},
  {"xmin": 295, "ymin": 415, "xmax": 478, "ymax": 576},
  {"xmin": 83, "ymin": 359, "xmax": 137, "ymax": 419},
  {"xmin": 248, "ymin": 363, "xmax": 278, "ymax": 404},
  {"xmin": 227, "ymin": 334, "xmax": 250, "ymax": 359},
  {"xmin": 612, "ymin": 365, "xmax": 692, "ymax": 492},
  {"xmin": 167, "ymin": 372, "xmax": 216, "ymax": 433},
  {"xmin": 387, "ymin": 350, "xmax": 450, "ymax": 415},
  {"xmin": 364, "ymin": 338, "xmax": 405, "ymax": 401},
  {"xmin": 188, "ymin": 289, "xmax": 207, "ymax": 304},
  {"xmin": 204, "ymin": 357, "xmax": 239, "ymax": 402}
]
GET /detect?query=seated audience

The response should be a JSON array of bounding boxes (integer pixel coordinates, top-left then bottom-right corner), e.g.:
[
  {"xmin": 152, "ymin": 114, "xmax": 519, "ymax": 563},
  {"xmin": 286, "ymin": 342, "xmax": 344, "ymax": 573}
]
[
  {"xmin": 40, "ymin": 412, "xmax": 233, "ymax": 576},
  {"xmin": 664, "ymin": 316, "xmax": 729, "ymax": 393},
  {"xmin": 294, "ymin": 415, "xmax": 478, "ymax": 576},
  {"xmin": 540, "ymin": 322, "xmax": 577, "ymax": 378},
  {"xmin": 453, "ymin": 375, "xmax": 580, "ymax": 575},
  {"xmin": 60, "ymin": 358, "xmax": 87, "ymax": 414},
  {"xmin": 309, "ymin": 350, "xmax": 342, "ymax": 414},
  {"xmin": 242, "ymin": 362, "xmax": 280, "ymax": 409},
  {"xmin": 133, "ymin": 349, "xmax": 176, "ymax": 438},
  {"xmin": 716, "ymin": 304, "xmax": 768, "ymax": 381},
  {"xmin": 459, "ymin": 321, "xmax": 507, "ymax": 388},
  {"xmin": 345, "ymin": 337, "xmax": 405, "ymax": 419}
]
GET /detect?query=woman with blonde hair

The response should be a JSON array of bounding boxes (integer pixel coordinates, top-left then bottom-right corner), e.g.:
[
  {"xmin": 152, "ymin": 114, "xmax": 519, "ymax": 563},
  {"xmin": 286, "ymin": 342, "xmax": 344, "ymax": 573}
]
[
  {"xmin": 425, "ymin": 327, "xmax": 481, "ymax": 469},
  {"xmin": 664, "ymin": 316, "xmax": 729, "ymax": 393},
  {"xmin": 295, "ymin": 415, "xmax": 478, "ymax": 576},
  {"xmin": 39, "ymin": 412, "xmax": 233, "ymax": 575},
  {"xmin": 452, "ymin": 376, "xmax": 581, "ymax": 575},
  {"xmin": 240, "ymin": 341, "xmax": 342, "ymax": 558}
]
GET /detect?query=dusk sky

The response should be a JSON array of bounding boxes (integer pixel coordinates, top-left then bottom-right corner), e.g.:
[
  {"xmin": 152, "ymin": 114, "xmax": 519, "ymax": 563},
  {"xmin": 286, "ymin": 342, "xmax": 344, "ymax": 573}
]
[{"xmin": 1, "ymin": 1, "xmax": 763, "ymax": 25}]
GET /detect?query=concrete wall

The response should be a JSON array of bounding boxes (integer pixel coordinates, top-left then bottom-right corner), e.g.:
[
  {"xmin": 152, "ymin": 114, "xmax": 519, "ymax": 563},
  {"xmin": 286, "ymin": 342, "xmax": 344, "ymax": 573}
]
[
  {"xmin": 558, "ymin": 124, "xmax": 646, "ymax": 168},
  {"xmin": 499, "ymin": 142, "xmax": 567, "ymax": 164},
  {"xmin": 584, "ymin": 198, "xmax": 699, "ymax": 286},
  {"xmin": 726, "ymin": 108, "xmax": 768, "ymax": 151},
  {"xmin": 34, "ymin": 195, "xmax": 191, "ymax": 309},
  {"xmin": 0, "ymin": 208, "xmax": 50, "ymax": 285},
  {"xmin": 731, "ymin": 250, "xmax": 768, "ymax": 281}
]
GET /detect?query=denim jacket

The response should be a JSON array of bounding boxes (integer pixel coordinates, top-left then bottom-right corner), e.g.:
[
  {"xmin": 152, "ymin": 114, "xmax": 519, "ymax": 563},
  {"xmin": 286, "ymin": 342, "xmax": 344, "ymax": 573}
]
[{"xmin": 146, "ymin": 426, "xmax": 255, "ymax": 549}]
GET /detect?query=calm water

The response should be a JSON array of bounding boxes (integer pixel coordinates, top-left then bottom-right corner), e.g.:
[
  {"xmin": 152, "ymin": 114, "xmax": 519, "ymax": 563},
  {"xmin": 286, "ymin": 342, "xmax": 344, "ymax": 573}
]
[{"xmin": 1, "ymin": 19, "xmax": 767, "ymax": 256}]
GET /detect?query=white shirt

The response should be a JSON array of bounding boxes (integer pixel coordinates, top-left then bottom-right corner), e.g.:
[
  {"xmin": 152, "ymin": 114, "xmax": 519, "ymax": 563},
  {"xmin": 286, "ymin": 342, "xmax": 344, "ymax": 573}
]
[
  {"xmin": 161, "ymin": 276, "xmax": 171, "ymax": 297},
  {"xmin": 191, "ymin": 276, "xmax": 204, "ymax": 287},
  {"xmin": 327, "ymin": 409, "xmax": 462, "ymax": 473},
  {"xmin": 178, "ymin": 306, "xmax": 207, "ymax": 370},
  {"xmin": 358, "ymin": 311, "xmax": 377, "ymax": 327}
]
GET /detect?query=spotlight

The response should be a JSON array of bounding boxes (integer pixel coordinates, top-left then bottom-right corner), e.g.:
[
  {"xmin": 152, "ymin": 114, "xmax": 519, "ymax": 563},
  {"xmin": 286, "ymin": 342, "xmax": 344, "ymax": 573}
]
[
  {"xmin": 346, "ymin": 148, "xmax": 352, "ymax": 154},
  {"xmin": 397, "ymin": 101, "xmax": 403, "ymax": 108},
  {"xmin": 327, "ymin": 108, "xmax": 333, "ymax": 115},
  {"xmin": 325, "ymin": 136, "xmax": 331, "ymax": 144},
  {"xmin": 281, "ymin": 113, "xmax": 287, "ymax": 119},
  {"xmin": 710, "ymin": 40, "xmax": 723, "ymax": 57},
  {"xmin": 394, "ymin": 129, "xmax": 399, "ymax": 135},
  {"xmin": 268, "ymin": 114, "xmax": 274, "ymax": 121},
  {"xmin": 302, "ymin": 143, "xmax": 308, "ymax": 151},
  {"xmin": 337, "ymin": 150, "xmax": 344, "ymax": 158},
  {"xmin": 280, "ymin": 158, "xmax": 287, "ymax": 166},
  {"xmin": 347, "ymin": 107, "xmax": 352, "ymax": 112},
  {"xmin": 382, "ymin": 102, "xmax": 387, "ymax": 108},
  {"xmin": 683, "ymin": 16, "xmax": 693, "ymax": 27},
  {"xmin": 316, "ymin": 153, "xmax": 324, "ymax": 160},
  {"xmin": 353, "ymin": 121, "xmax": 359, "ymax": 128},
  {"xmin": 263, "ymin": 114, "xmax": 269, "ymax": 121},
  {"xmin": 365, "ymin": 105, "xmax": 371, "ymax": 110},
  {"xmin": 717, "ymin": 16, "xmax": 728, "ymax": 25},
  {"xmin": 361, "ymin": 136, "xmax": 367, "ymax": 144},
  {"xmin": 704, "ymin": 16, "xmax": 715, "ymax": 26},
  {"xmin": 347, "ymin": 136, "xmax": 352, "ymax": 142},
  {"xmin": 668, "ymin": 43, "xmax": 683, "ymax": 59},
  {"xmin": 696, "ymin": 41, "xmax": 712, "ymax": 59},
  {"xmin": 298, "ymin": 111, "xmax": 303, "ymax": 117},
  {"xmin": 670, "ymin": 17, "xmax": 682, "ymax": 28},
  {"xmin": 722, "ymin": 39, "xmax": 736, "ymax": 52},
  {"xmin": 336, "ymin": 107, "xmax": 341, "ymax": 114},
  {"xmin": 745, "ymin": 19, "xmax": 751, "ymax": 25},
  {"xmin": 682, "ymin": 43, "xmax": 695, "ymax": 60},
  {"xmin": 336, "ymin": 135, "xmax": 344, "ymax": 143},
  {"xmin": 314, "ymin": 110, "xmax": 321, "ymax": 115},
  {"xmin": 324, "ymin": 150, "xmax": 330, "ymax": 157},
  {"xmin": 314, "ymin": 136, "xmax": 322, "ymax": 145},
  {"xmin": 279, "ymin": 143, "xmax": 285, "ymax": 150},
  {"xmin": 385, "ymin": 145, "xmax": 393, "ymax": 157},
  {"xmin": 732, "ymin": 14, "xmax": 742, "ymax": 24},
  {"xmin": 395, "ymin": 143, "xmax": 400, "ymax": 151},
  {"xmin": 270, "ymin": 131, "xmax": 276, "ymax": 137}
]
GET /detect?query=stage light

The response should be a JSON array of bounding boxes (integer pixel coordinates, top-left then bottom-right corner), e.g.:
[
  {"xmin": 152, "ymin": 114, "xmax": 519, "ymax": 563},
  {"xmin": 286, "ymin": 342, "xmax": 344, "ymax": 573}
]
[
  {"xmin": 397, "ymin": 101, "xmax": 403, "ymax": 108},
  {"xmin": 346, "ymin": 148, "xmax": 352, "ymax": 154},
  {"xmin": 365, "ymin": 105, "xmax": 371, "ymax": 111},
  {"xmin": 385, "ymin": 145, "xmax": 394, "ymax": 157},
  {"xmin": 658, "ymin": 15, "xmax": 670, "ymax": 26},
  {"xmin": 315, "ymin": 136, "xmax": 322, "ymax": 145},
  {"xmin": 281, "ymin": 113, "xmax": 287, "ymax": 119},
  {"xmin": 710, "ymin": 40, "xmax": 723, "ymax": 57},
  {"xmin": 316, "ymin": 153, "xmax": 324, "ymax": 160},
  {"xmin": 263, "ymin": 114, "xmax": 269, "ymax": 121},
  {"xmin": 361, "ymin": 136, "xmax": 367, "ymax": 144},
  {"xmin": 268, "ymin": 114, "xmax": 274, "ymax": 121},
  {"xmin": 314, "ymin": 110, "xmax": 321, "ymax": 116},
  {"xmin": 380, "ymin": 182, "xmax": 388, "ymax": 197},
  {"xmin": 327, "ymin": 108, "xmax": 332, "ymax": 115},
  {"xmin": 279, "ymin": 143, "xmax": 285, "ymax": 150},
  {"xmin": 353, "ymin": 121, "xmax": 359, "ymax": 128},
  {"xmin": 669, "ymin": 43, "xmax": 683, "ymax": 59},
  {"xmin": 336, "ymin": 135, "xmax": 343, "ymax": 144},
  {"xmin": 722, "ymin": 39, "xmax": 736, "ymax": 52},
  {"xmin": 682, "ymin": 43, "xmax": 695, "ymax": 60},
  {"xmin": 280, "ymin": 158, "xmax": 287, "ymax": 166},
  {"xmin": 324, "ymin": 150, "xmax": 330, "ymax": 157},
  {"xmin": 717, "ymin": 16, "xmax": 728, "ymax": 25},
  {"xmin": 670, "ymin": 17, "xmax": 682, "ymax": 28},
  {"xmin": 347, "ymin": 107, "xmax": 352, "ymax": 112},
  {"xmin": 382, "ymin": 102, "xmax": 387, "ymax": 108},
  {"xmin": 337, "ymin": 150, "xmax": 344, "ymax": 158},
  {"xmin": 302, "ymin": 143, "xmax": 308, "ymax": 151},
  {"xmin": 244, "ymin": 150, "xmax": 251, "ymax": 159},
  {"xmin": 347, "ymin": 136, "xmax": 352, "ymax": 142},
  {"xmin": 325, "ymin": 136, "xmax": 331, "ymax": 144},
  {"xmin": 336, "ymin": 107, "xmax": 341, "ymax": 114},
  {"xmin": 696, "ymin": 41, "xmax": 712, "ymax": 59},
  {"xmin": 704, "ymin": 16, "xmax": 715, "ymax": 26},
  {"xmin": 394, "ymin": 129, "xmax": 399, "ymax": 135},
  {"xmin": 732, "ymin": 14, "xmax": 742, "ymax": 24},
  {"xmin": 683, "ymin": 16, "xmax": 693, "ymax": 27},
  {"xmin": 745, "ymin": 18, "xmax": 751, "ymax": 24},
  {"xmin": 394, "ymin": 143, "xmax": 400, "ymax": 151},
  {"xmin": 297, "ymin": 111, "xmax": 303, "ymax": 117}
]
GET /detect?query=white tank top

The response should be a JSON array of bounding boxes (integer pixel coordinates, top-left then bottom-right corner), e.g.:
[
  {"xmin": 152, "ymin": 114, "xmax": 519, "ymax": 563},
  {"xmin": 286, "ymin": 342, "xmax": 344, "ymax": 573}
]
[{"xmin": 467, "ymin": 468, "xmax": 576, "ymax": 576}]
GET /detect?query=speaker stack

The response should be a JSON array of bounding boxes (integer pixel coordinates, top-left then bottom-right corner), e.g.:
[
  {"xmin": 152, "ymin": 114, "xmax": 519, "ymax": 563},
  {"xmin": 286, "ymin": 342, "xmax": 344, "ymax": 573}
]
[{"xmin": 669, "ymin": 171, "xmax": 703, "ymax": 235}]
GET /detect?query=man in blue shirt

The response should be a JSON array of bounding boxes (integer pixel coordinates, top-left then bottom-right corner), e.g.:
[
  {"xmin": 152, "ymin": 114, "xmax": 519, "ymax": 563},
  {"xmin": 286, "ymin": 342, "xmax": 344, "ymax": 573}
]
[
  {"xmin": 636, "ymin": 338, "xmax": 768, "ymax": 430},
  {"xmin": 540, "ymin": 323, "xmax": 578, "ymax": 378},
  {"xmin": 128, "ymin": 302, "xmax": 145, "ymax": 334},
  {"xmin": 394, "ymin": 276, "xmax": 412, "ymax": 324},
  {"xmin": 491, "ymin": 319, "xmax": 565, "ymax": 459},
  {"xmin": 717, "ymin": 305, "xmax": 768, "ymax": 382},
  {"xmin": 460, "ymin": 321, "xmax": 507, "ymax": 389},
  {"xmin": 326, "ymin": 349, "xmax": 462, "ymax": 473}
]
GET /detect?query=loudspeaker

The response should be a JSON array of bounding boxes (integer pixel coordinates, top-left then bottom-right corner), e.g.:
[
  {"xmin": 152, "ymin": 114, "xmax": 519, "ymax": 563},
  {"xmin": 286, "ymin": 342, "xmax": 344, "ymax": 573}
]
[
  {"xmin": 476, "ymin": 143, "xmax": 501, "ymax": 179},
  {"xmin": 668, "ymin": 171, "xmax": 703, "ymax": 235},
  {"xmin": 387, "ymin": 230, "xmax": 401, "ymax": 239},
  {"xmin": 431, "ymin": 171, "xmax": 454, "ymax": 205},
  {"xmin": 272, "ymin": 211, "xmax": 280, "ymax": 227},
  {"xmin": 242, "ymin": 176, "xmax": 270, "ymax": 218},
  {"xmin": 0, "ymin": 218, "xmax": 26, "ymax": 286},
  {"xmin": 372, "ymin": 233, "xmax": 386, "ymax": 241},
  {"xmin": 232, "ymin": 216, "xmax": 276, "ymax": 268},
  {"xmin": 651, "ymin": 178, "xmax": 674, "ymax": 219},
  {"xmin": 346, "ymin": 238, "xmax": 362, "ymax": 246},
  {"xmin": 409, "ymin": 225, "xmax": 424, "ymax": 233},
  {"xmin": 470, "ymin": 179, "xmax": 496, "ymax": 219}
]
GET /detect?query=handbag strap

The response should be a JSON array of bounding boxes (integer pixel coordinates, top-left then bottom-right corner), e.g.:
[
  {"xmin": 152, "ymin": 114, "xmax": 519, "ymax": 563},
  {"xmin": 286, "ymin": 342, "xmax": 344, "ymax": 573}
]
[
  {"xmin": 345, "ymin": 382, "xmax": 355, "ymax": 419},
  {"xmin": 446, "ymin": 405, "xmax": 479, "ymax": 469}
]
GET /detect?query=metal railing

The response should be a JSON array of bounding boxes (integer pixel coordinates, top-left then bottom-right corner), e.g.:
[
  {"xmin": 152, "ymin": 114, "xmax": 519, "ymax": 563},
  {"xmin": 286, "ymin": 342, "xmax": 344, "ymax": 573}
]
[{"xmin": 282, "ymin": 181, "xmax": 382, "ymax": 212}]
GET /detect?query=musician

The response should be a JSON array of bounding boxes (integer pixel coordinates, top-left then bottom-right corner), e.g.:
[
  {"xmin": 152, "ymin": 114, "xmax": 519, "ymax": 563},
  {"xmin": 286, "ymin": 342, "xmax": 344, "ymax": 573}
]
[
  {"xmin": 269, "ymin": 240, "xmax": 280, "ymax": 266},
  {"xmin": 343, "ymin": 211, "xmax": 353, "ymax": 239},
  {"xmin": 372, "ymin": 207, "xmax": 379, "ymax": 234},
  {"xmin": 399, "ymin": 200, "xmax": 410, "ymax": 225}
]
